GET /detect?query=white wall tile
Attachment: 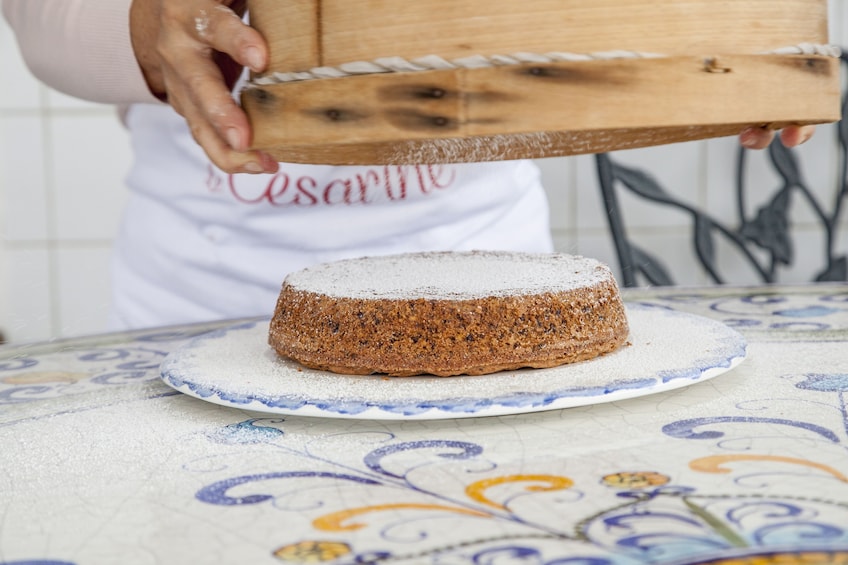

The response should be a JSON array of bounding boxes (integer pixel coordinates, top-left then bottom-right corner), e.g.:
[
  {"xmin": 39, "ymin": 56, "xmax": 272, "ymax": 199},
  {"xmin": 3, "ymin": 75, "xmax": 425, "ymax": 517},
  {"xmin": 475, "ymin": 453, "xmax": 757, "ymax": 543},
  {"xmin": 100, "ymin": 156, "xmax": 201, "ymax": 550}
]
[
  {"xmin": 49, "ymin": 113, "xmax": 131, "ymax": 240},
  {"xmin": 830, "ymin": 0, "xmax": 844, "ymax": 44},
  {"xmin": 574, "ymin": 232, "xmax": 618, "ymax": 277},
  {"xmin": 836, "ymin": 213, "xmax": 848, "ymax": 258},
  {"xmin": 55, "ymin": 246, "xmax": 114, "ymax": 338},
  {"xmin": 573, "ymin": 153, "xmax": 607, "ymax": 231},
  {"xmin": 1, "ymin": 248, "xmax": 52, "ymax": 343},
  {"xmin": 550, "ymin": 231, "xmax": 578, "ymax": 256},
  {"xmin": 536, "ymin": 157, "xmax": 574, "ymax": 232},
  {"xmin": 0, "ymin": 114, "xmax": 49, "ymax": 241},
  {"xmin": 0, "ymin": 17, "xmax": 42, "ymax": 110}
]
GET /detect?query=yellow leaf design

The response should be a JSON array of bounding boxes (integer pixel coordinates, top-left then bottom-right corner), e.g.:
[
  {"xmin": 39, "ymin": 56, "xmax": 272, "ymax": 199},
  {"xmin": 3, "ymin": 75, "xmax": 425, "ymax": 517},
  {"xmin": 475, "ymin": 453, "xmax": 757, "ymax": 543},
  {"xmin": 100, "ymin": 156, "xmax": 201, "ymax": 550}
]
[
  {"xmin": 466, "ymin": 474, "xmax": 574, "ymax": 509},
  {"xmin": 690, "ymin": 454, "xmax": 848, "ymax": 482}
]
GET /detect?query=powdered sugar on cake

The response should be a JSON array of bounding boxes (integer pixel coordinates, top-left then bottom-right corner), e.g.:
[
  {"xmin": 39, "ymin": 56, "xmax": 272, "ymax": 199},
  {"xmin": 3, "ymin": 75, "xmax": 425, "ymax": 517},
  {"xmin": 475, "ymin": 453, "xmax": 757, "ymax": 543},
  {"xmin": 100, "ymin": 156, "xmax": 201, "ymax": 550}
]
[{"xmin": 283, "ymin": 250, "xmax": 611, "ymax": 299}]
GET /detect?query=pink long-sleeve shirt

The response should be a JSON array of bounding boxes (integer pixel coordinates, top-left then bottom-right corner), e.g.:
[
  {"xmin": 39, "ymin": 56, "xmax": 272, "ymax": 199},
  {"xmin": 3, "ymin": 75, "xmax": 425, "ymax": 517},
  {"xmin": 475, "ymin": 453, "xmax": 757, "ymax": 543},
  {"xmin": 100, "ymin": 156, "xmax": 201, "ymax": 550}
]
[{"xmin": 2, "ymin": 0, "xmax": 158, "ymax": 105}]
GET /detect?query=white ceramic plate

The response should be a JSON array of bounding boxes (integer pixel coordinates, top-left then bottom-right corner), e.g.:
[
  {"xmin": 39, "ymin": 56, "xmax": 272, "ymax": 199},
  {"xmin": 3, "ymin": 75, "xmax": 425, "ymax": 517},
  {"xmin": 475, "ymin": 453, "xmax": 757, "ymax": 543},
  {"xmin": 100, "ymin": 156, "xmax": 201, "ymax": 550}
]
[{"xmin": 160, "ymin": 304, "xmax": 746, "ymax": 420}]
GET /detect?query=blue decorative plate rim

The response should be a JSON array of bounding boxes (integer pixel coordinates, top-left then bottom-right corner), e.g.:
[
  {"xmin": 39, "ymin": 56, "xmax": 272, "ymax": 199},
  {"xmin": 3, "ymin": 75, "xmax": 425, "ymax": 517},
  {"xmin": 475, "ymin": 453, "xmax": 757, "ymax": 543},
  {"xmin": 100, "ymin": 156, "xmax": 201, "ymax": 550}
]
[{"xmin": 160, "ymin": 304, "xmax": 746, "ymax": 420}]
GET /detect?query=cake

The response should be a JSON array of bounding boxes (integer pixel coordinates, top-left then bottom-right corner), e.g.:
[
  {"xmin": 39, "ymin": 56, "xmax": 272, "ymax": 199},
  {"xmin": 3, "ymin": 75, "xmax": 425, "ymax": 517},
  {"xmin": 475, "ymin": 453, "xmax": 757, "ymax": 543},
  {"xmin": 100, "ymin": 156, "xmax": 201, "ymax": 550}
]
[{"xmin": 268, "ymin": 251, "xmax": 629, "ymax": 377}]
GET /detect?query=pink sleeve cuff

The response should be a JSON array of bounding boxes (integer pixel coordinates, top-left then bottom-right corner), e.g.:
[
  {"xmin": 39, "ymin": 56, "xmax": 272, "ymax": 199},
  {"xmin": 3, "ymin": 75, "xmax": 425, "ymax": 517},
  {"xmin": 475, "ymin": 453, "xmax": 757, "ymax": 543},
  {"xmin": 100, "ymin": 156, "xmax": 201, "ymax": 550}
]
[{"xmin": 3, "ymin": 0, "xmax": 162, "ymax": 104}]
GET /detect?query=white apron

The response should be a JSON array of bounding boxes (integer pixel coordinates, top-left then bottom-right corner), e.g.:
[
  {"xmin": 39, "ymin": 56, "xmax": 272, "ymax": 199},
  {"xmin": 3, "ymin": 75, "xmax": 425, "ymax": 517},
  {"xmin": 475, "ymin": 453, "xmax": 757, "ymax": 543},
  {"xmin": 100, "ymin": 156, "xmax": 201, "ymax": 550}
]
[{"xmin": 110, "ymin": 103, "xmax": 553, "ymax": 329}]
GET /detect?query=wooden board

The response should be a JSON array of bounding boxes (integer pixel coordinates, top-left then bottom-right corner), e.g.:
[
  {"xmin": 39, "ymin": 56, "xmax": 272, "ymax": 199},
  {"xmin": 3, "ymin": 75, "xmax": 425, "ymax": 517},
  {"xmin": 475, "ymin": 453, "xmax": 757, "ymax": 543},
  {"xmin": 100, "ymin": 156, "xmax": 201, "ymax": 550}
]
[
  {"xmin": 249, "ymin": 0, "xmax": 829, "ymax": 70},
  {"xmin": 243, "ymin": 0, "xmax": 840, "ymax": 164}
]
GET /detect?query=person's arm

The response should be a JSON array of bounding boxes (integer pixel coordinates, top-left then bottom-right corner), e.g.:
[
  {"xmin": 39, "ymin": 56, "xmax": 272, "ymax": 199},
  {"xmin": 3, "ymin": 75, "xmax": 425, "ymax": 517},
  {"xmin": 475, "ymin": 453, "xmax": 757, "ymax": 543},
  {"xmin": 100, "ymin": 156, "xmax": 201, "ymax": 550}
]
[
  {"xmin": 2, "ymin": 0, "xmax": 159, "ymax": 104},
  {"xmin": 3, "ymin": 0, "xmax": 277, "ymax": 175}
]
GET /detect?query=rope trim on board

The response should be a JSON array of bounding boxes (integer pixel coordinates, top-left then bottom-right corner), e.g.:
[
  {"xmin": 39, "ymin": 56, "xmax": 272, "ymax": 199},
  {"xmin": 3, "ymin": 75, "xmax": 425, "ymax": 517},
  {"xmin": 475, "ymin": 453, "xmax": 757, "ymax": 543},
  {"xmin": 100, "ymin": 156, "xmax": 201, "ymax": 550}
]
[{"xmin": 248, "ymin": 43, "xmax": 841, "ymax": 87}]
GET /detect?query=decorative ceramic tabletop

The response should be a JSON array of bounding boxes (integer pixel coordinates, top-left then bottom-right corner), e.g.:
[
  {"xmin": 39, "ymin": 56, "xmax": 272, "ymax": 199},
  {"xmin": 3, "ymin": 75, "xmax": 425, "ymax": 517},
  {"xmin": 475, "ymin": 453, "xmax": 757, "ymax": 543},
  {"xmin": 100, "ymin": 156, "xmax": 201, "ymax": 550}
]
[{"xmin": 1, "ymin": 284, "xmax": 847, "ymax": 565}]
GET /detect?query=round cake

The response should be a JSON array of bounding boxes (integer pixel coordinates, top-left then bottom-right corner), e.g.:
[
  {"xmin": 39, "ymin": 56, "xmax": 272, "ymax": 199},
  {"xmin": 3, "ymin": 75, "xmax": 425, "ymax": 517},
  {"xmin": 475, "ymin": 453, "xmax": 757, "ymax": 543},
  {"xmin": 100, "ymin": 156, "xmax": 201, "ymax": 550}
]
[{"xmin": 268, "ymin": 251, "xmax": 629, "ymax": 377}]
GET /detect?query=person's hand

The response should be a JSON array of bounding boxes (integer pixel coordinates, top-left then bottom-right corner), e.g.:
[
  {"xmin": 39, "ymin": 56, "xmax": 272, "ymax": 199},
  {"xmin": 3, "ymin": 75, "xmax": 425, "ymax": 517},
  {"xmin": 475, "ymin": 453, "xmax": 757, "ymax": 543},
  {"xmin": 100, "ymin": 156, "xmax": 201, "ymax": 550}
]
[
  {"xmin": 739, "ymin": 125, "xmax": 816, "ymax": 150},
  {"xmin": 130, "ymin": 0, "xmax": 279, "ymax": 174}
]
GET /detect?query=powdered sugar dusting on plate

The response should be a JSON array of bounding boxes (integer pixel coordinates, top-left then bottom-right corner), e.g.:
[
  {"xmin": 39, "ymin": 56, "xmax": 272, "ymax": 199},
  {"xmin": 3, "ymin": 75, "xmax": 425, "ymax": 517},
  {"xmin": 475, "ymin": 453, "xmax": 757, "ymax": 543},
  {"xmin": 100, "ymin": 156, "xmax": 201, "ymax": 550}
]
[
  {"xmin": 283, "ymin": 251, "xmax": 612, "ymax": 299},
  {"xmin": 159, "ymin": 305, "xmax": 747, "ymax": 420}
]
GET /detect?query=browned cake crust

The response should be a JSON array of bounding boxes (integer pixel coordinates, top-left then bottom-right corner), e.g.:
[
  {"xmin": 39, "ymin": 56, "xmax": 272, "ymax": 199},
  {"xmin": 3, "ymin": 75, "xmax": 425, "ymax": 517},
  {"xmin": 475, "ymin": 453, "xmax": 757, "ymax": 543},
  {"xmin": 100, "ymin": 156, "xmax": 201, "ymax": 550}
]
[{"xmin": 269, "ymin": 252, "xmax": 629, "ymax": 377}]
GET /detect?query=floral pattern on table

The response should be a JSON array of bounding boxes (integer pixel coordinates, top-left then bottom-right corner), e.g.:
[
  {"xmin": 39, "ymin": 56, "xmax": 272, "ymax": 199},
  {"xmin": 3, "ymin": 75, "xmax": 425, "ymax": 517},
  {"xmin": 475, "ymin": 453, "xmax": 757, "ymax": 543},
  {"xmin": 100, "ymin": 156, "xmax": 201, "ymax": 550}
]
[
  {"xmin": 178, "ymin": 415, "xmax": 848, "ymax": 564},
  {"xmin": 0, "ymin": 325, "xmax": 233, "ymax": 406},
  {"xmin": 1, "ymin": 285, "xmax": 847, "ymax": 564},
  {"xmin": 634, "ymin": 287, "xmax": 848, "ymax": 338}
]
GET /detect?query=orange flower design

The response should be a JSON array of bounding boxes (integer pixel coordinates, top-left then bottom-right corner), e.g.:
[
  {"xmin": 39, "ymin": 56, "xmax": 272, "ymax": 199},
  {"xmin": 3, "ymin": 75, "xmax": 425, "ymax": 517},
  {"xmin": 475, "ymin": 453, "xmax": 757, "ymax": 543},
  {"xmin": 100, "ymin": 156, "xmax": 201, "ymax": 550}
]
[
  {"xmin": 601, "ymin": 471, "xmax": 670, "ymax": 489},
  {"xmin": 273, "ymin": 540, "xmax": 352, "ymax": 563}
]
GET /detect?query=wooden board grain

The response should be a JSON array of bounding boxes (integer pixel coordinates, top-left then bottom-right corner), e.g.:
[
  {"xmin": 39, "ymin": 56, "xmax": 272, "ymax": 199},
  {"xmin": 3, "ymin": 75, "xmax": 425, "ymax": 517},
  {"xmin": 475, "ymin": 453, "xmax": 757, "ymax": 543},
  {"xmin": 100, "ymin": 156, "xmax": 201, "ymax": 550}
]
[
  {"xmin": 318, "ymin": 0, "xmax": 828, "ymax": 65},
  {"xmin": 249, "ymin": 0, "xmax": 319, "ymax": 71},
  {"xmin": 243, "ymin": 54, "xmax": 840, "ymax": 164},
  {"xmin": 243, "ymin": 0, "xmax": 840, "ymax": 164}
]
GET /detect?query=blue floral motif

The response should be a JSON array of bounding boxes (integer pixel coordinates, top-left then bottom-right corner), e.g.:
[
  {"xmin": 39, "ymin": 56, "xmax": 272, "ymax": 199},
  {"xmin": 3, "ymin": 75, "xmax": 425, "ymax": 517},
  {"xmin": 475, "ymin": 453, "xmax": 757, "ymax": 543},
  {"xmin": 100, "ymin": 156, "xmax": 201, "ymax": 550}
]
[
  {"xmin": 775, "ymin": 305, "xmax": 840, "ymax": 318},
  {"xmin": 661, "ymin": 417, "xmax": 841, "ymax": 443},
  {"xmin": 821, "ymin": 292, "xmax": 848, "ymax": 304},
  {"xmin": 723, "ymin": 319, "xmax": 762, "ymax": 328},
  {"xmin": 90, "ymin": 370, "xmax": 154, "ymax": 385},
  {"xmin": 364, "ymin": 440, "xmax": 484, "ymax": 479},
  {"xmin": 208, "ymin": 418, "xmax": 285, "ymax": 445},
  {"xmin": 196, "ymin": 471, "xmax": 382, "ymax": 506},
  {"xmin": 795, "ymin": 373, "xmax": 848, "ymax": 392},
  {"xmin": 0, "ymin": 385, "xmax": 56, "ymax": 405},
  {"xmin": 769, "ymin": 321, "xmax": 831, "ymax": 331},
  {"xmin": 703, "ymin": 291, "xmax": 847, "ymax": 330},
  {"xmin": 545, "ymin": 559, "xmax": 615, "ymax": 565},
  {"xmin": 0, "ymin": 346, "xmax": 171, "ymax": 405},
  {"xmin": 469, "ymin": 545, "xmax": 543, "ymax": 563},
  {"xmin": 583, "ymin": 491, "xmax": 848, "ymax": 563},
  {"xmin": 0, "ymin": 358, "xmax": 39, "ymax": 371}
]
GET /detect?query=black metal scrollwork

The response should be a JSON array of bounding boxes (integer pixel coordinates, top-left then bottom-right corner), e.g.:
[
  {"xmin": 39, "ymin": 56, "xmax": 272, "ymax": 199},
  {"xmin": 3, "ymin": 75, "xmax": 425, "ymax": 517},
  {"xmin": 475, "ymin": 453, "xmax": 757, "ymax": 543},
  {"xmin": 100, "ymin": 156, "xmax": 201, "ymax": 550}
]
[{"xmin": 598, "ymin": 52, "xmax": 848, "ymax": 287}]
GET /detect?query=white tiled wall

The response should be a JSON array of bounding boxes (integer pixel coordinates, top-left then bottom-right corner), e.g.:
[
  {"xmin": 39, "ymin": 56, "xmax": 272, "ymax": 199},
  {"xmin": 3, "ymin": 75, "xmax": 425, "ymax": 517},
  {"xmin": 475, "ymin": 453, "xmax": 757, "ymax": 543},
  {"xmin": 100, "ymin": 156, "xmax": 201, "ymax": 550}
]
[
  {"xmin": 0, "ymin": 14, "xmax": 131, "ymax": 343},
  {"xmin": 1, "ymin": 5, "xmax": 846, "ymax": 343}
]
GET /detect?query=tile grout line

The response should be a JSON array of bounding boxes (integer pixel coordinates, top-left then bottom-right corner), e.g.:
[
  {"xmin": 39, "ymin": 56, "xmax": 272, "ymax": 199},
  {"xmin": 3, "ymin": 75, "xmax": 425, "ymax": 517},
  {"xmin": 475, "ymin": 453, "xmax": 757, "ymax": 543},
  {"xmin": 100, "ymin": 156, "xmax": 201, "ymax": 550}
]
[
  {"xmin": 567, "ymin": 156, "xmax": 580, "ymax": 254},
  {"xmin": 39, "ymin": 84, "xmax": 62, "ymax": 338},
  {"xmin": 697, "ymin": 140, "xmax": 710, "ymax": 286}
]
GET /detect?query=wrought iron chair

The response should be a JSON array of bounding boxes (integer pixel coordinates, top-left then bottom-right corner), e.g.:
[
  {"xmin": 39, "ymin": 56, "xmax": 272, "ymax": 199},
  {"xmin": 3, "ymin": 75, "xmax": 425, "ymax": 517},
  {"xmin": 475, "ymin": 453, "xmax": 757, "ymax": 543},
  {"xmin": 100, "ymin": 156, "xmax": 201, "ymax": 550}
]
[{"xmin": 597, "ymin": 52, "xmax": 848, "ymax": 287}]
